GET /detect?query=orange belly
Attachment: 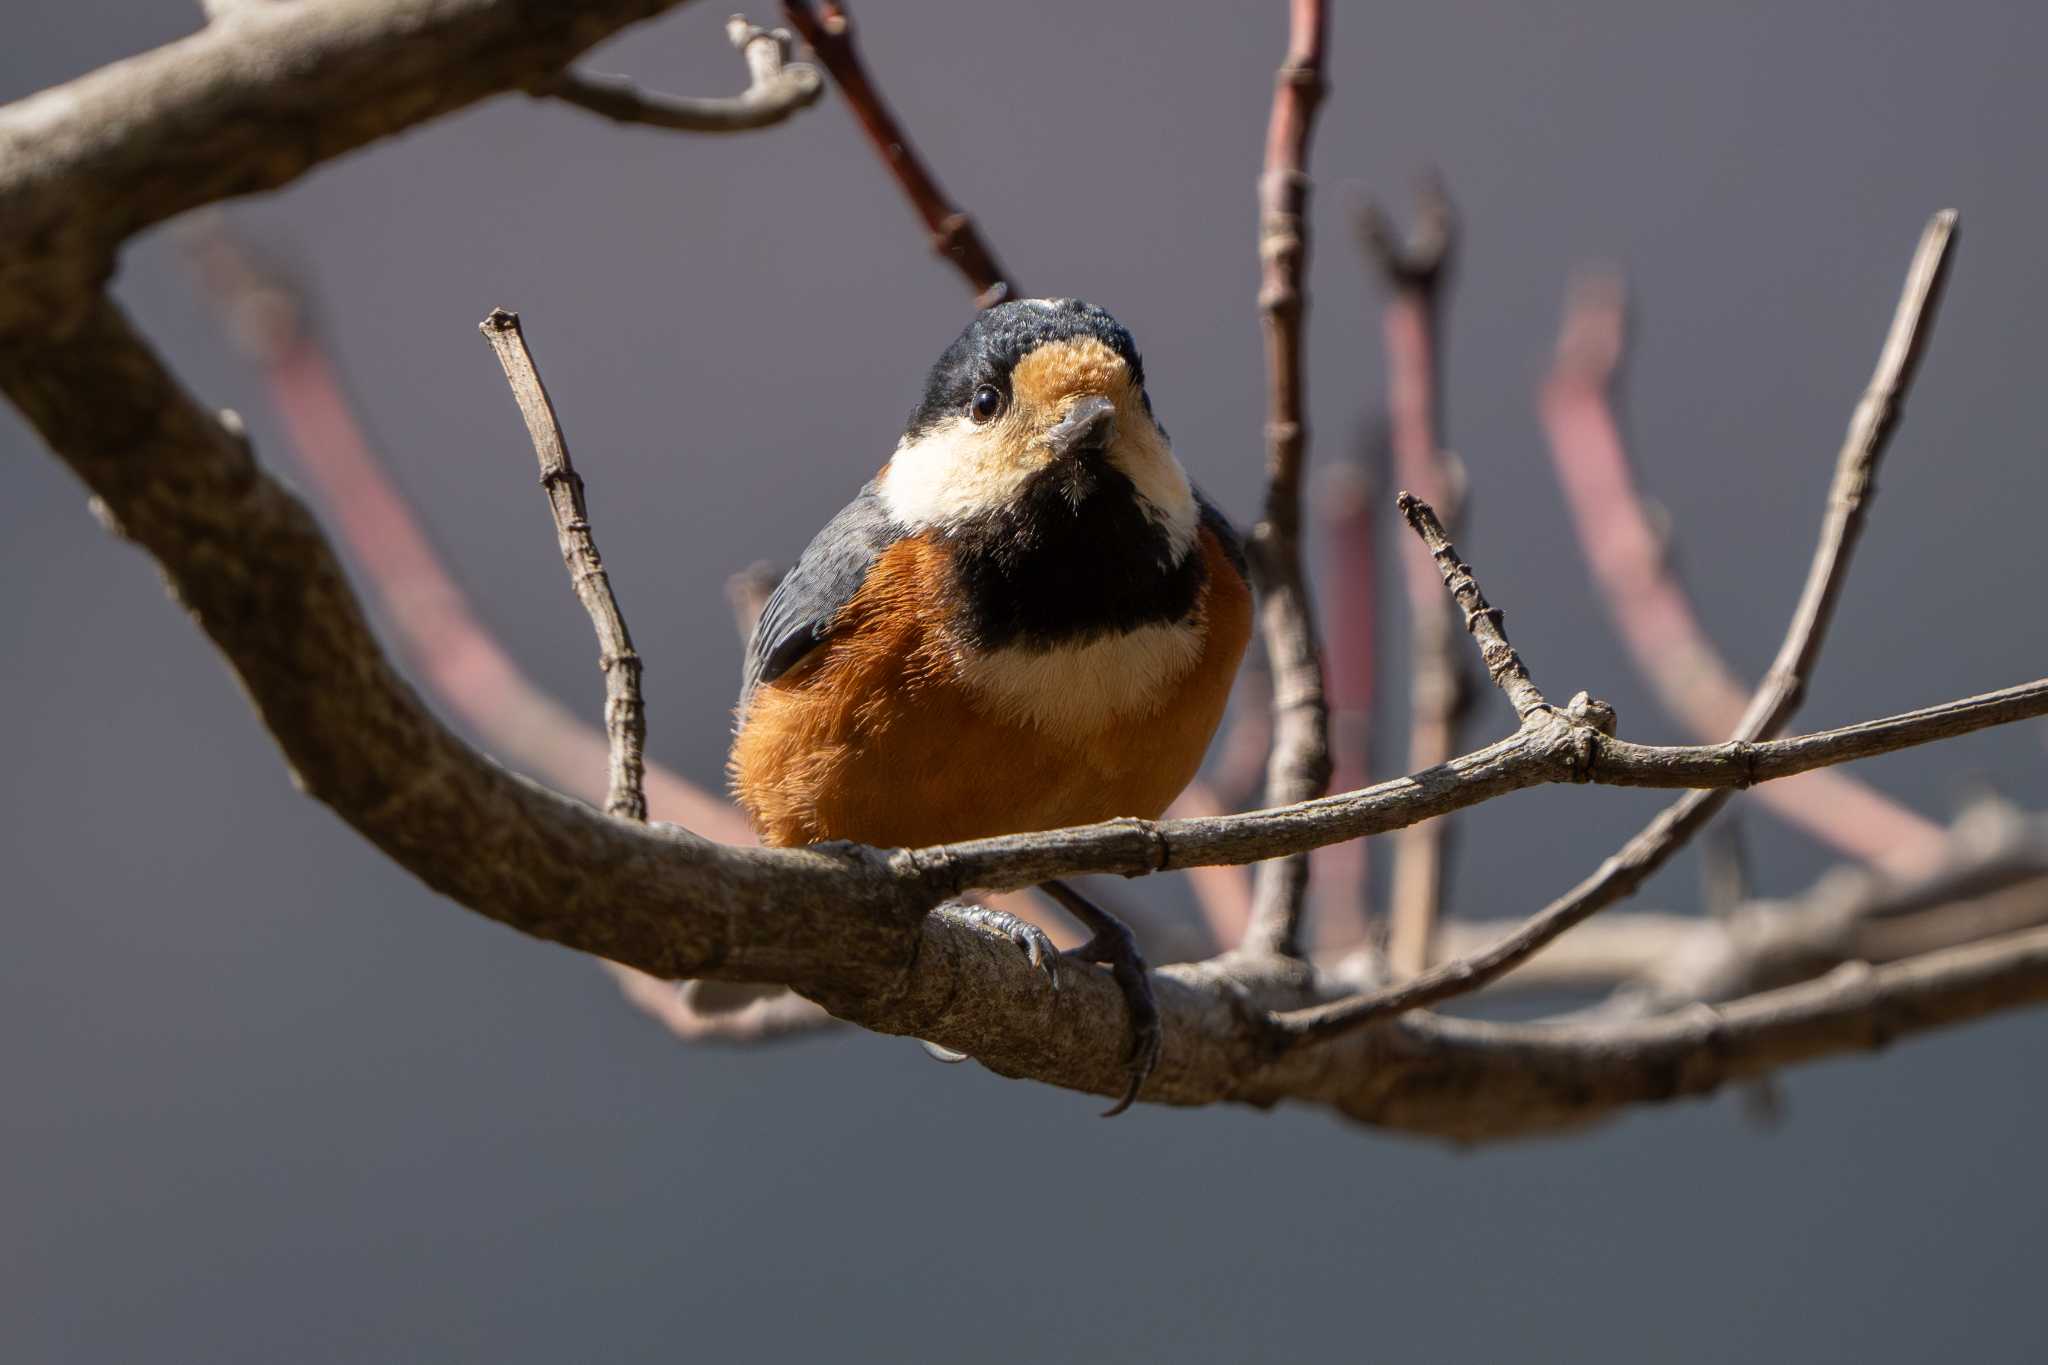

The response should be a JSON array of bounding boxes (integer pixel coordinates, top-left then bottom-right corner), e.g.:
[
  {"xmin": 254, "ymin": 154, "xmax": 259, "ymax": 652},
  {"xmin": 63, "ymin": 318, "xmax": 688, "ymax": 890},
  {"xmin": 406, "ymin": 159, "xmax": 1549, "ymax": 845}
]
[{"xmin": 730, "ymin": 527, "xmax": 1251, "ymax": 849}]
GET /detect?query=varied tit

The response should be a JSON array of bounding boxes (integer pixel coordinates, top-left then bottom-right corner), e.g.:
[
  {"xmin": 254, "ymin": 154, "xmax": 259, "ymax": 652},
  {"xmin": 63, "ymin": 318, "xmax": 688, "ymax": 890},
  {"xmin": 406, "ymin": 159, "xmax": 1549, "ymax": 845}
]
[{"xmin": 728, "ymin": 298, "xmax": 1252, "ymax": 1111}]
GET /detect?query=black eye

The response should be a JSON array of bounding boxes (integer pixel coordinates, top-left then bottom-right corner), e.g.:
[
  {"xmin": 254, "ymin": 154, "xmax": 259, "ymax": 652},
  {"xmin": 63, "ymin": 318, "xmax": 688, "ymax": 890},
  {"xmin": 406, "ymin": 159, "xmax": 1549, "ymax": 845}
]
[{"xmin": 968, "ymin": 384, "xmax": 1004, "ymax": 424}]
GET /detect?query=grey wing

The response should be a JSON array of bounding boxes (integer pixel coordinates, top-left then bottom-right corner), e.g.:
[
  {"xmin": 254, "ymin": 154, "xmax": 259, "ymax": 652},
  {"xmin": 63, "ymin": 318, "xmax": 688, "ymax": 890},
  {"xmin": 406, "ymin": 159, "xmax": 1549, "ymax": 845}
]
[{"xmin": 740, "ymin": 481, "xmax": 903, "ymax": 706}]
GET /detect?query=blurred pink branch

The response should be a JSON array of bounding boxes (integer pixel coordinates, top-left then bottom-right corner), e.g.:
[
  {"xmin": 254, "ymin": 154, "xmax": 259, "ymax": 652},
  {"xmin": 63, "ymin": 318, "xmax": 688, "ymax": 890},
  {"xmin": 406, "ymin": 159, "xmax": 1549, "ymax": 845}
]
[
  {"xmin": 1539, "ymin": 271, "xmax": 1949, "ymax": 875},
  {"xmin": 1360, "ymin": 178, "xmax": 1469, "ymax": 974},
  {"xmin": 1167, "ymin": 662, "xmax": 1274, "ymax": 950},
  {"xmin": 1309, "ymin": 457, "xmax": 1377, "ymax": 945}
]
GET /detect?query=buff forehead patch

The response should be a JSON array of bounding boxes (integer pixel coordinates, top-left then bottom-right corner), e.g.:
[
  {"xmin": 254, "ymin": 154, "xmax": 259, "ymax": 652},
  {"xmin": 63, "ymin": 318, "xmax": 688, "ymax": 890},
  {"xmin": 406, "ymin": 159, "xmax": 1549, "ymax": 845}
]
[{"xmin": 1009, "ymin": 336, "xmax": 1133, "ymax": 410}]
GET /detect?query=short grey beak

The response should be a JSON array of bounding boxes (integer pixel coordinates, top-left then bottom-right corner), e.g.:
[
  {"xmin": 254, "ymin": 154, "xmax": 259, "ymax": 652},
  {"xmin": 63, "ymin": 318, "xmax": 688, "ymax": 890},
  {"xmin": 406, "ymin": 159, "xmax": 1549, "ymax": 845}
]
[{"xmin": 1044, "ymin": 395, "xmax": 1117, "ymax": 458}]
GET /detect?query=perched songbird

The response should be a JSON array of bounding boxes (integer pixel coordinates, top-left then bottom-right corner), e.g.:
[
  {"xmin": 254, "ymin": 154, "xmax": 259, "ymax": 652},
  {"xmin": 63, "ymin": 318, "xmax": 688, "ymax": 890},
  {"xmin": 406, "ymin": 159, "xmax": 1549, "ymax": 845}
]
[{"xmin": 729, "ymin": 298, "xmax": 1252, "ymax": 1111}]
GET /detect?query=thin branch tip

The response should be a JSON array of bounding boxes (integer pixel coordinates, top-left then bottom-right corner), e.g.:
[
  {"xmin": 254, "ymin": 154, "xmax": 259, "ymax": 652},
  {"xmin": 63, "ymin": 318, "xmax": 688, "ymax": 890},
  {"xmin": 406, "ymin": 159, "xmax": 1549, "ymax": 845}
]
[
  {"xmin": 479, "ymin": 311, "xmax": 649, "ymax": 823},
  {"xmin": 1359, "ymin": 173, "xmax": 1456, "ymax": 293},
  {"xmin": 542, "ymin": 12, "xmax": 823, "ymax": 136}
]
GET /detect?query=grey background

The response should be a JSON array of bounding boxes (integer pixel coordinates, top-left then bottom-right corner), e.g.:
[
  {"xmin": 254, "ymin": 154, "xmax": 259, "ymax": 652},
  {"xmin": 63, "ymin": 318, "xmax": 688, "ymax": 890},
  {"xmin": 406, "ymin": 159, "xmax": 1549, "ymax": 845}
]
[{"xmin": 6, "ymin": 2, "xmax": 2047, "ymax": 1360}]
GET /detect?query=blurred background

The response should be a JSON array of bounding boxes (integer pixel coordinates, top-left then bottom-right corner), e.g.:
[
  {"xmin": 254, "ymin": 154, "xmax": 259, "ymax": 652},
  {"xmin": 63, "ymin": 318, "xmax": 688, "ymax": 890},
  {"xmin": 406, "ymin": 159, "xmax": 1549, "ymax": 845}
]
[{"xmin": 7, "ymin": 2, "xmax": 2048, "ymax": 1360}]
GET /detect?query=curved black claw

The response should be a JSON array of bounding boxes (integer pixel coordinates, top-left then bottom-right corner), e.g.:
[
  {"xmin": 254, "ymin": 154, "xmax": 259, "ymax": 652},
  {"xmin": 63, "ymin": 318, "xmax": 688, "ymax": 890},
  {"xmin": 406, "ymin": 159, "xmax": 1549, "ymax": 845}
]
[
  {"xmin": 943, "ymin": 903, "xmax": 1060, "ymax": 992},
  {"xmin": 1043, "ymin": 880, "xmax": 1161, "ymax": 1117}
]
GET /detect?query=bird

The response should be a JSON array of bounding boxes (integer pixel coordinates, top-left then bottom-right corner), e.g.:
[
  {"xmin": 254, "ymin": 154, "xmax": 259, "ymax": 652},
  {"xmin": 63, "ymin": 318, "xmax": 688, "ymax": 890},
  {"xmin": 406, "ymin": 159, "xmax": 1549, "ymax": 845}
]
[{"xmin": 728, "ymin": 297, "xmax": 1252, "ymax": 1113}]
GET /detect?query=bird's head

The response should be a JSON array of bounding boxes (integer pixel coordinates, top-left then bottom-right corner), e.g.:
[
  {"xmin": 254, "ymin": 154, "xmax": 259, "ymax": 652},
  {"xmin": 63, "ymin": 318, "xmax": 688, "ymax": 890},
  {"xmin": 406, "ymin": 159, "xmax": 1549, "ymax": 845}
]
[{"xmin": 877, "ymin": 298, "xmax": 1196, "ymax": 560}]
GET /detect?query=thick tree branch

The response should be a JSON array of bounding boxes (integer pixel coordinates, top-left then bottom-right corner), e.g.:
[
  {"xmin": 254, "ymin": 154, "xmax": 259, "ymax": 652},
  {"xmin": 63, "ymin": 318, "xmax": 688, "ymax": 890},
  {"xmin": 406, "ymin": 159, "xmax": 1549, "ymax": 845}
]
[
  {"xmin": 1540, "ymin": 270, "xmax": 1949, "ymax": 873},
  {"xmin": 541, "ymin": 16, "xmax": 822, "ymax": 133},
  {"xmin": 480, "ymin": 309, "xmax": 649, "ymax": 822},
  {"xmin": 781, "ymin": 0, "xmax": 1012, "ymax": 306},
  {"xmin": 1270, "ymin": 211, "xmax": 1961, "ymax": 1044},
  {"xmin": 1242, "ymin": 0, "xmax": 1334, "ymax": 959},
  {"xmin": 1609, "ymin": 808, "xmax": 2048, "ymax": 1013},
  {"xmin": 1360, "ymin": 924, "xmax": 2048, "ymax": 1141},
  {"xmin": 0, "ymin": 0, "xmax": 692, "ymax": 338}
]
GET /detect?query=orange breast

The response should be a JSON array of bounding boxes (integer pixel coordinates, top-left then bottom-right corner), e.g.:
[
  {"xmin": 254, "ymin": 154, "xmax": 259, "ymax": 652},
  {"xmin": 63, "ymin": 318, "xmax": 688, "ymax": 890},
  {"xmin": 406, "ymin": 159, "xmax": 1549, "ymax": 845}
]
[{"xmin": 729, "ymin": 528, "xmax": 1251, "ymax": 849}]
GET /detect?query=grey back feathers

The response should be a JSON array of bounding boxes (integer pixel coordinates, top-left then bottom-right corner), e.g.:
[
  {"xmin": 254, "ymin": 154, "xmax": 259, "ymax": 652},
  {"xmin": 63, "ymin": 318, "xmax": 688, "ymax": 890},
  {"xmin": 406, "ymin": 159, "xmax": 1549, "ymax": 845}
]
[{"xmin": 741, "ymin": 481, "xmax": 902, "ymax": 704}]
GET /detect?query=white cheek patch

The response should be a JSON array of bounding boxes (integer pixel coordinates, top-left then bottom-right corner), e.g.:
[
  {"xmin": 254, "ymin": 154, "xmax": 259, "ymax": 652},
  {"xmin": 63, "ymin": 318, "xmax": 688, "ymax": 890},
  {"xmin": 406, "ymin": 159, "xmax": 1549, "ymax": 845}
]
[
  {"xmin": 952, "ymin": 621, "xmax": 1206, "ymax": 738},
  {"xmin": 1112, "ymin": 421, "xmax": 1198, "ymax": 564},
  {"xmin": 882, "ymin": 411, "xmax": 1201, "ymax": 564},
  {"xmin": 878, "ymin": 417, "xmax": 1036, "ymax": 529}
]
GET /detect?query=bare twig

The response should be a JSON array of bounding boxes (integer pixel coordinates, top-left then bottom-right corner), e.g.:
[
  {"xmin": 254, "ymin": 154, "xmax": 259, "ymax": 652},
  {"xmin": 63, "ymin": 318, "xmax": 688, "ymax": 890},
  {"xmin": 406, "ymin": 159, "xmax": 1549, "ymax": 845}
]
[
  {"xmin": 1359, "ymin": 177, "xmax": 1471, "ymax": 976},
  {"xmin": 1241, "ymin": 0, "xmax": 1333, "ymax": 960},
  {"xmin": 1624, "ymin": 808, "xmax": 2048, "ymax": 1013},
  {"xmin": 1540, "ymin": 270, "xmax": 1949, "ymax": 872},
  {"xmin": 184, "ymin": 223, "xmax": 747, "ymax": 833},
  {"xmin": 541, "ymin": 16, "xmax": 823, "ymax": 134},
  {"xmin": 1402, "ymin": 818, "xmax": 2048, "ymax": 1009},
  {"xmin": 1693, "ymin": 819, "xmax": 1784, "ymax": 1120},
  {"xmin": 781, "ymin": 0, "xmax": 1011, "ymax": 305},
  {"xmin": 1394, "ymin": 493, "xmax": 1549, "ymax": 720},
  {"xmin": 1700, "ymin": 819, "xmax": 1752, "ymax": 921},
  {"xmin": 479, "ymin": 309, "xmax": 648, "ymax": 821},
  {"xmin": 915, "ymin": 676, "xmax": 2048, "ymax": 895},
  {"xmin": 1271, "ymin": 211, "xmax": 1961, "ymax": 1044},
  {"xmin": 1383, "ymin": 923, "xmax": 2048, "ymax": 1142}
]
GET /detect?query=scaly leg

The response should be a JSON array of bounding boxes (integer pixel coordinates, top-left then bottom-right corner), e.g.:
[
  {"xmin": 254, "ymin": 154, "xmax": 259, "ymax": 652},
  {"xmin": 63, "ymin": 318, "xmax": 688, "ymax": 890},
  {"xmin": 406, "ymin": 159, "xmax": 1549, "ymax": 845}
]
[{"xmin": 1041, "ymin": 879, "xmax": 1161, "ymax": 1117}]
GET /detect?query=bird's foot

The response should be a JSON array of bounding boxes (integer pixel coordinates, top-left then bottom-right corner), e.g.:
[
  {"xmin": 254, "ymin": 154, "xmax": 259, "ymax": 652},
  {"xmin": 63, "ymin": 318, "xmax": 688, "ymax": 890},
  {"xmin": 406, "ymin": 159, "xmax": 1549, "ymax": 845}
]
[
  {"xmin": 943, "ymin": 902, "xmax": 1060, "ymax": 991},
  {"xmin": 1042, "ymin": 881, "xmax": 1161, "ymax": 1118},
  {"xmin": 921, "ymin": 902, "xmax": 1062, "ymax": 1064}
]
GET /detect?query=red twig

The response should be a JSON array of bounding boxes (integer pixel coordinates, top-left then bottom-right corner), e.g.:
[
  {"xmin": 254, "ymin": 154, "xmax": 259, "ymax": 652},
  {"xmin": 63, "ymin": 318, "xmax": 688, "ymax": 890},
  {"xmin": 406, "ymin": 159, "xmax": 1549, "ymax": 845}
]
[
  {"xmin": 1310, "ymin": 456, "xmax": 1377, "ymax": 944},
  {"xmin": 1539, "ymin": 270, "xmax": 1949, "ymax": 875},
  {"xmin": 782, "ymin": 0, "xmax": 1012, "ymax": 306},
  {"xmin": 1360, "ymin": 178, "xmax": 1468, "ymax": 974}
]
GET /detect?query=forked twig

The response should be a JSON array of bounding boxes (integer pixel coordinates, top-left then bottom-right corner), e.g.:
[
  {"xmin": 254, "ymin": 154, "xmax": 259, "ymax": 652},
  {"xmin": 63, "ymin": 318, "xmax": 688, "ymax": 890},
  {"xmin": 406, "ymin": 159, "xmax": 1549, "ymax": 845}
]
[
  {"xmin": 1540, "ymin": 270, "xmax": 1948, "ymax": 872},
  {"xmin": 542, "ymin": 17, "xmax": 823, "ymax": 134},
  {"xmin": 1272, "ymin": 211, "xmax": 1960, "ymax": 1045}
]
